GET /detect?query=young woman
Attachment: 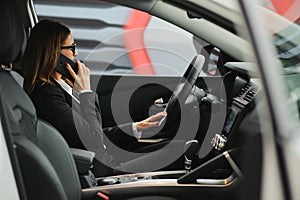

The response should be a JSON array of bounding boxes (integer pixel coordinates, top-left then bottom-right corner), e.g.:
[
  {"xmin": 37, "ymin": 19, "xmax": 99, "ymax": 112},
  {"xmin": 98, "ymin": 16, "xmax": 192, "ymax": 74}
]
[{"xmin": 22, "ymin": 20, "xmax": 168, "ymax": 175}]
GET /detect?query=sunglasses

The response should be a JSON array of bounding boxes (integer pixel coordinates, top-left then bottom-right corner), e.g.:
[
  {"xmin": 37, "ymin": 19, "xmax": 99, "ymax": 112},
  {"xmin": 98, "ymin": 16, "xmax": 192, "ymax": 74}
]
[{"xmin": 60, "ymin": 43, "xmax": 76, "ymax": 55}]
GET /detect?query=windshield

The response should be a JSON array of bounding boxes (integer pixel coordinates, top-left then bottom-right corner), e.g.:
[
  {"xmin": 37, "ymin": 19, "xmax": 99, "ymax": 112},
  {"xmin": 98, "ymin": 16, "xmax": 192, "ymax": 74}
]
[
  {"xmin": 262, "ymin": 2, "xmax": 300, "ymax": 71},
  {"xmin": 261, "ymin": 0, "xmax": 300, "ymax": 122},
  {"xmin": 273, "ymin": 24, "xmax": 300, "ymax": 70}
]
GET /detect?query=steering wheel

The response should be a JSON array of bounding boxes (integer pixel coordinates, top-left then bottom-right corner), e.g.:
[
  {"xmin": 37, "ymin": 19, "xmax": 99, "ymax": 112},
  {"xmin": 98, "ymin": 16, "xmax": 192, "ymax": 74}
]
[{"xmin": 160, "ymin": 55, "xmax": 205, "ymax": 131}]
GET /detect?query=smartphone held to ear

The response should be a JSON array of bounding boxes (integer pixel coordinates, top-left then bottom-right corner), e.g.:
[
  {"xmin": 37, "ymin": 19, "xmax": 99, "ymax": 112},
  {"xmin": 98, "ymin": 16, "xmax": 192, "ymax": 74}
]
[{"xmin": 55, "ymin": 53, "xmax": 78, "ymax": 81}]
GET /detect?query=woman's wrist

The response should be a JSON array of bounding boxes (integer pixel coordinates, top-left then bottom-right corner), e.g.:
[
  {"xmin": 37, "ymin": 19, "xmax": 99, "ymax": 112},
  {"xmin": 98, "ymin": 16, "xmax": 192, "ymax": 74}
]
[
  {"xmin": 132, "ymin": 123, "xmax": 142, "ymax": 139},
  {"xmin": 78, "ymin": 89, "xmax": 93, "ymax": 94}
]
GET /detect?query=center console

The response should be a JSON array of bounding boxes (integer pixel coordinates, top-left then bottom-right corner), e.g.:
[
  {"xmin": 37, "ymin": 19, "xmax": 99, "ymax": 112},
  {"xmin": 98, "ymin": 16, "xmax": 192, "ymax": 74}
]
[
  {"xmin": 211, "ymin": 78, "xmax": 258, "ymax": 151},
  {"xmin": 81, "ymin": 148, "xmax": 241, "ymax": 200}
]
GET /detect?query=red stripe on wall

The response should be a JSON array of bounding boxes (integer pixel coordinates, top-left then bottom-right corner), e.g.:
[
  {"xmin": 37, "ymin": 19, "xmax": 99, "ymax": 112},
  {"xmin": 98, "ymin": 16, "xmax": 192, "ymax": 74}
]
[
  {"xmin": 123, "ymin": 9, "xmax": 155, "ymax": 75},
  {"xmin": 271, "ymin": 0, "xmax": 295, "ymax": 15}
]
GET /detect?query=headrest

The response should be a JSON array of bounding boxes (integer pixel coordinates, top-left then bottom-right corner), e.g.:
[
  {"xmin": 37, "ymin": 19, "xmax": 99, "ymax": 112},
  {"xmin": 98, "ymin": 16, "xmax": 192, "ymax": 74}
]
[{"xmin": 0, "ymin": 0, "xmax": 26, "ymax": 65}]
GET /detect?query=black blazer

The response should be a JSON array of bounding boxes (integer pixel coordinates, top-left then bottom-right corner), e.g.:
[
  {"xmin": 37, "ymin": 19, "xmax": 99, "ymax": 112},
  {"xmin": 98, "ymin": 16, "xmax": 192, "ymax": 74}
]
[{"xmin": 29, "ymin": 80, "xmax": 137, "ymax": 165}]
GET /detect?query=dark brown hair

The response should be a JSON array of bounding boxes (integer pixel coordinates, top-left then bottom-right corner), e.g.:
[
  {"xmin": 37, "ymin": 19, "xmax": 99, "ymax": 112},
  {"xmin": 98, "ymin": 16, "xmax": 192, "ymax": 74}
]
[{"xmin": 23, "ymin": 19, "xmax": 70, "ymax": 94}]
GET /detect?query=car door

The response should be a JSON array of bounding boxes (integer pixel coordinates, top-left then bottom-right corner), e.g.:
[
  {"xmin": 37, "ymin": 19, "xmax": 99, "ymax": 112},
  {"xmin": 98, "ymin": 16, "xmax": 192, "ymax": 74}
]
[
  {"xmin": 31, "ymin": 1, "xmax": 281, "ymax": 200},
  {"xmin": 241, "ymin": 0, "xmax": 300, "ymax": 199}
]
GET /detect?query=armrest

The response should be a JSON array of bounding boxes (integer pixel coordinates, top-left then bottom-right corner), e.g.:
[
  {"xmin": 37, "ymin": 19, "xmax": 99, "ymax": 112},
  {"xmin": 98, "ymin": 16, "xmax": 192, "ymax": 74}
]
[{"xmin": 70, "ymin": 148, "xmax": 95, "ymax": 175}]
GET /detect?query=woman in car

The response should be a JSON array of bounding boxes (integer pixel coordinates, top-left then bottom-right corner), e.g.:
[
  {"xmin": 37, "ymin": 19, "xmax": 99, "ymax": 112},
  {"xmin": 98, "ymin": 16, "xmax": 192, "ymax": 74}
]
[{"xmin": 22, "ymin": 19, "xmax": 167, "ymax": 175}]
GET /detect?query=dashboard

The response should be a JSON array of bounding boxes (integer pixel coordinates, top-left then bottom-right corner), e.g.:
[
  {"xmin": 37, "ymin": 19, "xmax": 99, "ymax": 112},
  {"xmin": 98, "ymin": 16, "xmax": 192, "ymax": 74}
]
[{"xmin": 210, "ymin": 62, "xmax": 262, "ymax": 152}]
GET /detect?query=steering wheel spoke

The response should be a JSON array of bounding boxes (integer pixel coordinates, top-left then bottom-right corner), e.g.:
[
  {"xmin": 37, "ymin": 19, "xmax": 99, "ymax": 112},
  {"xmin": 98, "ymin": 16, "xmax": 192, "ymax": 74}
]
[{"xmin": 160, "ymin": 55, "xmax": 205, "ymax": 131}]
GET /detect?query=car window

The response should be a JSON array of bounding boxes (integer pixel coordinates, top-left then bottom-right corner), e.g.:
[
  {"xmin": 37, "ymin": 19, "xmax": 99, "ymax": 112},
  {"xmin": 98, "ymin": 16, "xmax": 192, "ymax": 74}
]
[
  {"xmin": 33, "ymin": 0, "xmax": 206, "ymax": 76},
  {"xmin": 261, "ymin": 1, "xmax": 300, "ymax": 123},
  {"xmin": 262, "ymin": 0, "xmax": 300, "ymax": 24}
]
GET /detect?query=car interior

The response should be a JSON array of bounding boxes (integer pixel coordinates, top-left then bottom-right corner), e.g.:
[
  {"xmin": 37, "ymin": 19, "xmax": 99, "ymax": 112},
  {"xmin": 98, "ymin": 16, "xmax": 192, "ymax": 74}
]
[{"xmin": 0, "ymin": 0, "xmax": 265, "ymax": 199}]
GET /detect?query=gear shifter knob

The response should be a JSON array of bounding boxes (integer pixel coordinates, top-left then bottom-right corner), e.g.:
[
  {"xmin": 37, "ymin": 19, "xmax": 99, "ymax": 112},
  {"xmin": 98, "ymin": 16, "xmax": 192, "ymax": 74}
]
[{"xmin": 184, "ymin": 140, "xmax": 200, "ymax": 172}]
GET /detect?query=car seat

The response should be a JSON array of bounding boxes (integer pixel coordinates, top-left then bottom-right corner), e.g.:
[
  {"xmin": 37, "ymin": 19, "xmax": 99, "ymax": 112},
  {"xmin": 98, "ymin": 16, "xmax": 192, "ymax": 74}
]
[{"xmin": 0, "ymin": 0, "xmax": 83, "ymax": 199}]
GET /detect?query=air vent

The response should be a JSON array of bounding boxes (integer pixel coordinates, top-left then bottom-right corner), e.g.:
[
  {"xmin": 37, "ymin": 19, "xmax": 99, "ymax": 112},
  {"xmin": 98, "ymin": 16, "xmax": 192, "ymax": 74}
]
[
  {"xmin": 234, "ymin": 83, "xmax": 257, "ymax": 106},
  {"xmin": 244, "ymin": 88, "xmax": 256, "ymax": 102}
]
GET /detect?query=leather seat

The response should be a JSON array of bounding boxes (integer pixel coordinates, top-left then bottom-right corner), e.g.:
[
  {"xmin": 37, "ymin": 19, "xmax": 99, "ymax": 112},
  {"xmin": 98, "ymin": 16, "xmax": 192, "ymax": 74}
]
[{"xmin": 0, "ymin": 0, "xmax": 82, "ymax": 199}]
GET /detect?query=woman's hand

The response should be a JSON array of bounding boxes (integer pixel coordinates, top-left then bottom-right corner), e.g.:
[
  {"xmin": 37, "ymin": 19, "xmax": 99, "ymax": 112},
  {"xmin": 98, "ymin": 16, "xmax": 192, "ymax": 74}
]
[
  {"xmin": 66, "ymin": 60, "xmax": 91, "ymax": 92},
  {"xmin": 136, "ymin": 112, "xmax": 167, "ymax": 131}
]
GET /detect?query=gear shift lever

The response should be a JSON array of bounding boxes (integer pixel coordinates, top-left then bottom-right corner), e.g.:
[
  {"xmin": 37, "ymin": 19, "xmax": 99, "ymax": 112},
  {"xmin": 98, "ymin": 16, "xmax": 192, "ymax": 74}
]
[{"xmin": 184, "ymin": 140, "xmax": 200, "ymax": 172}]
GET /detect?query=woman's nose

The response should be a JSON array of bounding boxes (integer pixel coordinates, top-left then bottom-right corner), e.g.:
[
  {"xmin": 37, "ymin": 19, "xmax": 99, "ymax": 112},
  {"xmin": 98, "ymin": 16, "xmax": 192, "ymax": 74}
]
[{"xmin": 74, "ymin": 50, "xmax": 78, "ymax": 57}]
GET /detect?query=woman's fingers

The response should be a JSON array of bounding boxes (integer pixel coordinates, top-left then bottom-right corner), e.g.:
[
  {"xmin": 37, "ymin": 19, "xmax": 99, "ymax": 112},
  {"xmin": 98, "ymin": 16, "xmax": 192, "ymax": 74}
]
[
  {"xmin": 65, "ymin": 63, "xmax": 77, "ymax": 80},
  {"xmin": 71, "ymin": 60, "xmax": 91, "ymax": 92},
  {"xmin": 75, "ymin": 60, "xmax": 90, "ymax": 77},
  {"xmin": 136, "ymin": 121, "xmax": 159, "ymax": 131},
  {"xmin": 66, "ymin": 60, "xmax": 89, "ymax": 79},
  {"xmin": 75, "ymin": 60, "xmax": 83, "ymax": 76},
  {"xmin": 83, "ymin": 64, "xmax": 90, "ymax": 76},
  {"xmin": 149, "ymin": 112, "xmax": 167, "ymax": 122},
  {"xmin": 64, "ymin": 77, "xmax": 74, "ymax": 88},
  {"xmin": 136, "ymin": 112, "xmax": 167, "ymax": 131},
  {"xmin": 64, "ymin": 60, "xmax": 91, "ymax": 92}
]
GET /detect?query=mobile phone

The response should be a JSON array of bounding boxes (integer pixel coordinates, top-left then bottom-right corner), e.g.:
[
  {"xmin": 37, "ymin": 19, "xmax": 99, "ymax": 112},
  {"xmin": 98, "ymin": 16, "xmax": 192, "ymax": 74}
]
[{"xmin": 55, "ymin": 53, "xmax": 78, "ymax": 81}]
